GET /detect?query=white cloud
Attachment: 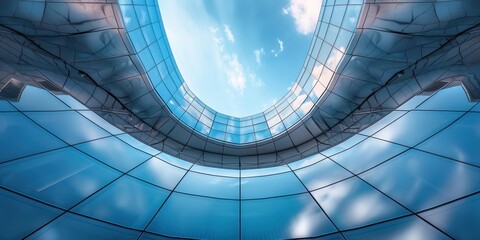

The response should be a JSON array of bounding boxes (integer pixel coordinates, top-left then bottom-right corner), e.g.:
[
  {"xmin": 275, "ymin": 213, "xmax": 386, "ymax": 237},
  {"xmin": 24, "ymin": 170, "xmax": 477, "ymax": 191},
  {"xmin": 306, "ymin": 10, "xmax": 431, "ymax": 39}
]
[
  {"xmin": 210, "ymin": 26, "xmax": 225, "ymax": 52},
  {"xmin": 225, "ymin": 54, "xmax": 246, "ymax": 95},
  {"xmin": 248, "ymin": 73, "xmax": 265, "ymax": 88},
  {"xmin": 272, "ymin": 38, "xmax": 284, "ymax": 57},
  {"xmin": 283, "ymin": 0, "xmax": 322, "ymax": 35},
  {"xmin": 224, "ymin": 24, "xmax": 235, "ymax": 43},
  {"xmin": 254, "ymin": 48, "xmax": 265, "ymax": 65}
]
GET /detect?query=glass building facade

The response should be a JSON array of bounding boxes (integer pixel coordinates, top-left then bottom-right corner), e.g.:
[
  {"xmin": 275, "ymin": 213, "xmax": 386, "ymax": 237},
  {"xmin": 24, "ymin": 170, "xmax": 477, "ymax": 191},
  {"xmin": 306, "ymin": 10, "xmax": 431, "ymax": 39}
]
[{"xmin": 0, "ymin": 0, "xmax": 479, "ymax": 239}]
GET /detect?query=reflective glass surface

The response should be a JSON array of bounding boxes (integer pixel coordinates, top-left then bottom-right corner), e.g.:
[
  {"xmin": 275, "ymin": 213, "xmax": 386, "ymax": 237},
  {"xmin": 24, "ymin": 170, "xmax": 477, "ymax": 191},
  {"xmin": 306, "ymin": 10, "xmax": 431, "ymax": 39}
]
[
  {"xmin": 361, "ymin": 150, "xmax": 480, "ymax": 212},
  {"xmin": 0, "ymin": 147, "xmax": 119, "ymax": 208},
  {"xmin": 312, "ymin": 177, "xmax": 409, "ymax": 230},
  {"xmin": 147, "ymin": 193, "xmax": 239, "ymax": 239},
  {"xmin": 75, "ymin": 137, "xmax": 150, "ymax": 172},
  {"xmin": 1, "ymin": 0, "xmax": 479, "ymax": 239},
  {"xmin": 73, "ymin": 176, "xmax": 170, "ymax": 229},
  {"xmin": 241, "ymin": 194, "xmax": 336, "ymax": 239}
]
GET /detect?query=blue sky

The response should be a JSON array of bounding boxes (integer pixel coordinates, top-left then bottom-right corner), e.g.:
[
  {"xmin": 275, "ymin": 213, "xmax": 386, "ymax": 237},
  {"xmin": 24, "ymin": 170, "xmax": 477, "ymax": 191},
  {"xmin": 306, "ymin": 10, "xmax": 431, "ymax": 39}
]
[{"xmin": 157, "ymin": 0, "xmax": 322, "ymax": 117}]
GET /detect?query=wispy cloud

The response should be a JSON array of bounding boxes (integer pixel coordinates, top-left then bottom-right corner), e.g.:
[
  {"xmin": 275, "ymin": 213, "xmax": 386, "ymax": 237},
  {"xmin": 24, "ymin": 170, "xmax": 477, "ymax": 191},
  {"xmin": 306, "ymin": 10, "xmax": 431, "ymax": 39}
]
[
  {"xmin": 225, "ymin": 54, "xmax": 246, "ymax": 95},
  {"xmin": 210, "ymin": 26, "xmax": 247, "ymax": 95},
  {"xmin": 224, "ymin": 24, "xmax": 235, "ymax": 43},
  {"xmin": 254, "ymin": 48, "xmax": 265, "ymax": 65},
  {"xmin": 282, "ymin": 0, "xmax": 322, "ymax": 35},
  {"xmin": 248, "ymin": 73, "xmax": 265, "ymax": 88},
  {"xmin": 272, "ymin": 38, "xmax": 284, "ymax": 57},
  {"xmin": 278, "ymin": 39, "xmax": 284, "ymax": 52}
]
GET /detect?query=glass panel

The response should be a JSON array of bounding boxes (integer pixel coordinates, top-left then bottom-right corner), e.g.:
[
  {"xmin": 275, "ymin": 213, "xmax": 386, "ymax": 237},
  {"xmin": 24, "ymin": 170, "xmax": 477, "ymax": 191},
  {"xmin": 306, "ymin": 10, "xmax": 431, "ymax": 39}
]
[
  {"xmin": 56, "ymin": 95, "xmax": 88, "ymax": 110},
  {"xmin": 30, "ymin": 213, "xmax": 140, "ymax": 240},
  {"xmin": 396, "ymin": 94, "xmax": 429, "ymax": 111},
  {"xmin": 26, "ymin": 111, "xmax": 110, "ymax": 145},
  {"xmin": 191, "ymin": 164, "xmax": 239, "ymax": 177},
  {"xmin": 75, "ymin": 136, "xmax": 150, "ymax": 172},
  {"xmin": 175, "ymin": 171, "xmax": 239, "ymax": 199},
  {"xmin": 321, "ymin": 135, "xmax": 367, "ymax": 157},
  {"xmin": 420, "ymin": 193, "xmax": 480, "ymax": 240},
  {"xmin": 288, "ymin": 153, "xmax": 326, "ymax": 170},
  {"xmin": 312, "ymin": 177, "xmax": 408, "ymax": 230},
  {"xmin": 295, "ymin": 159, "xmax": 352, "ymax": 191},
  {"xmin": 147, "ymin": 193, "xmax": 239, "ymax": 240},
  {"xmin": 241, "ymin": 165, "xmax": 290, "ymax": 177},
  {"xmin": 360, "ymin": 111, "xmax": 406, "ymax": 136},
  {"xmin": 157, "ymin": 152, "xmax": 192, "ymax": 170},
  {"xmin": 417, "ymin": 113, "xmax": 480, "ymax": 166},
  {"xmin": 241, "ymin": 194, "xmax": 336, "ymax": 239},
  {"xmin": 330, "ymin": 137, "xmax": 407, "ymax": 174},
  {"xmin": 129, "ymin": 157, "xmax": 186, "ymax": 190},
  {"xmin": 116, "ymin": 134, "xmax": 160, "ymax": 156},
  {"xmin": 0, "ymin": 112, "xmax": 65, "ymax": 163},
  {"xmin": 0, "ymin": 189, "xmax": 61, "ymax": 240},
  {"xmin": 343, "ymin": 216, "xmax": 449, "ymax": 240},
  {"xmin": 373, "ymin": 111, "xmax": 461, "ymax": 147},
  {"xmin": 0, "ymin": 147, "xmax": 120, "ymax": 209},
  {"xmin": 361, "ymin": 150, "xmax": 480, "ymax": 212},
  {"xmin": 9, "ymin": 86, "xmax": 69, "ymax": 111},
  {"xmin": 78, "ymin": 111, "xmax": 123, "ymax": 135},
  {"xmin": 138, "ymin": 233, "xmax": 172, "ymax": 240},
  {"xmin": 73, "ymin": 176, "xmax": 169, "ymax": 229},
  {"xmin": 417, "ymin": 85, "xmax": 475, "ymax": 111},
  {"xmin": 241, "ymin": 172, "xmax": 306, "ymax": 199},
  {"xmin": 0, "ymin": 99, "xmax": 16, "ymax": 111}
]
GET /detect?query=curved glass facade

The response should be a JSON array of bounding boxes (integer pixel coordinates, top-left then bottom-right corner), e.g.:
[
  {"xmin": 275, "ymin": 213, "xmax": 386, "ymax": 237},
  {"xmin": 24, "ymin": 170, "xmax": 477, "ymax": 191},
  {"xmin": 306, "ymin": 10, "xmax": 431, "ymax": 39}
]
[
  {"xmin": 0, "ymin": 75, "xmax": 479, "ymax": 239},
  {"xmin": 1, "ymin": 0, "xmax": 480, "ymax": 239},
  {"xmin": 118, "ymin": 0, "xmax": 362, "ymax": 144}
]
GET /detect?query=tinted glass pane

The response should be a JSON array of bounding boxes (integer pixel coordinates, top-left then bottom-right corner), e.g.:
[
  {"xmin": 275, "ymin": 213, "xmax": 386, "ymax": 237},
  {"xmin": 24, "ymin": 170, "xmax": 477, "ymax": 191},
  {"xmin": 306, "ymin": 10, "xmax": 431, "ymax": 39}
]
[
  {"xmin": 295, "ymin": 159, "xmax": 352, "ymax": 190},
  {"xmin": 360, "ymin": 111, "xmax": 406, "ymax": 136},
  {"xmin": 191, "ymin": 164, "xmax": 239, "ymax": 177},
  {"xmin": 0, "ymin": 189, "xmax": 61, "ymax": 240},
  {"xmin": 10, "ymin": 86, "xmax": 69, "ymax": 111},
  {"xmin": 242, "ymin": 194, "xmax": 336, "ymax": 239},
  {"xmin": 288, "ymin": 153, "xmax": 326, "ymax": 170},
  {"xmin": 330, "ymin": 137, "xmax": 407, "ymax": 173},
  {"xmin": 0, "ymin": 147, "xmax": 120, "ymax": 208},
  {"xmin": 343, "ymin": 216, "xmax": 448, "ymax": 240},
  {"xmin": 78, "ymin": 111, "xmax": 123, "ymax": 135},
  {"xmin": 73, "ymin": 176, "xmax": 169, "ymax": 229},
  {"xmin": 373, "ymin": 111, "xmax": 461, "ymax": 147},
  {"xmin": 417, "ymin": 85, "xmax": 475, "ymax": 111},
  {"xmin": 312, "ymin": 177, "xmax": 408, "ymax": 230},
  {"xmin": 116, "ymin": 134, "xmax": 160, "ymax": 156},
  {"xmin": 157, "ymin": 152, "xmax": 192, "ymax": 170},
  {"xmin": 27, "ymin": 111, "xmax": 110, "ymax": 145},
  {"xmin": 30, "ymin": 213, "xmax": 140, "ymax": 240},
  {"xmin": 417, "ymin": 113, "xmax": 480, "ymax": 166},
  {"xmin": 0, "ymin": 112, "xmax": 65, "ymax": 163},
  {"xmin": 361, "ymin": 150, "xmax": 480, "ymax": 211},
  {"xmin": 321, "ymin": 135, "xmax": 367, "ymax": 157},
  {"xmin": 241, "ymin": 172, "xmax": 306, "ymax": 199},
  {"xmin": 241, "ymin": 165, "xmax": 290, "ymax": 177},
  {"xmin": 75, "ymin": 136, "xmax": 150, "ymax": 172},
  {"xmin": 420, "ymin": 193, "xmax": 480, "ymax": 240},
  {"xmin": 176, "ymin": 171, "xmax": 239, "ymax": 199},
  {"xmin": 0, "ymin": 99, "xmax": 16, "ymax": 111},
  {"xmin": 129, "ymin": 157, "xmax": 185, "ymax": 190},
  {"xmin": 148, "ymin": 193, "xmax": 239, "ymax": 240}
]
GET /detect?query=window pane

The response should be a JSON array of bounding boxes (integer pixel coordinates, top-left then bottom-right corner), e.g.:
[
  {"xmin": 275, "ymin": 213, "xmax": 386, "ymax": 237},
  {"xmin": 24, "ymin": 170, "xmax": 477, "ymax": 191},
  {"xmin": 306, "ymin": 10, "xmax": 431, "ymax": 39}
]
[
  {"xmin": 73, "ymin": 176, "xmax": 169, "ymax": 229},
  {"xmin": 148, "ymin": 193, "xmax": 239, "ymax": 240},
  {"xmin": 241, "ymin": 194, "xmax": 336, "ymax": 239}
]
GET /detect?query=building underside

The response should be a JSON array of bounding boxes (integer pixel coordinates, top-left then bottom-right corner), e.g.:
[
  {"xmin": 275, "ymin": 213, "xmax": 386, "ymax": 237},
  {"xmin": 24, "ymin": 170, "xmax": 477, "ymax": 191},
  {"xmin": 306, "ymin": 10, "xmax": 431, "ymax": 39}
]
[{"xmin": 0, "ymin": 0, "xmax": 479, "ymax": 239}]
